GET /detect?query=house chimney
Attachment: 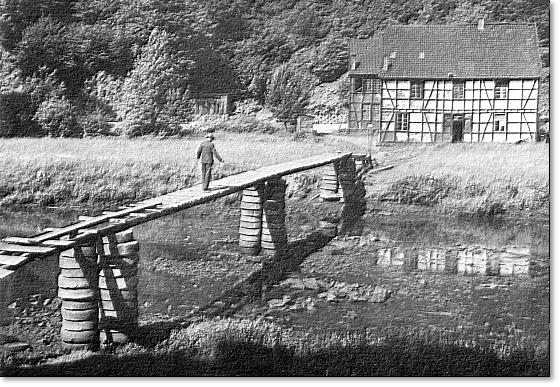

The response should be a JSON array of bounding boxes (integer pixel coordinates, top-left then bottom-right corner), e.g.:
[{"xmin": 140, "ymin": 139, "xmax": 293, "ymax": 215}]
[{"xmin": 478, "ymin": 19, "xmax": 485, "ymax": 30}]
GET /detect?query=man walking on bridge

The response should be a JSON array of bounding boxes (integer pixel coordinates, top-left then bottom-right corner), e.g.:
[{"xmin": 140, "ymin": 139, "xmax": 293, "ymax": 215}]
[{"xmin": 196, "ymin": 133, "xmax": 224, "ymax": 191}]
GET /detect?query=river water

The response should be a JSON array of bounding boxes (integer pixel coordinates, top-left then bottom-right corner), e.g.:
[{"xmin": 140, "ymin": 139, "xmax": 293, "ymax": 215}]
[{"xmin": 0, "ymin": 202, "xmax": 549, "ymax": 342}]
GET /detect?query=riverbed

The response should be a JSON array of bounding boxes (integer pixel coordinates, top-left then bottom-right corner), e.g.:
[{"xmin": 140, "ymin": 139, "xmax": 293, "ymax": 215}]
[{"xmin": 0, "ymin": 198, "xmax": 549, "ymax": 355}]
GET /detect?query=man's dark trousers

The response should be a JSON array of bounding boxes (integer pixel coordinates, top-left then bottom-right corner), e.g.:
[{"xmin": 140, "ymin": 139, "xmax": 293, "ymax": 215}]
[{"xmin": 201, "ymin": 162, "xmax": 212, "ymax": 190}]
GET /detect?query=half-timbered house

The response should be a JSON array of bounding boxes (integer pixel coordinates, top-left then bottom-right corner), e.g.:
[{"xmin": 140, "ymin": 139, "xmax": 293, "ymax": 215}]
[{"xmin": 348, "ymin": 21, "xmax": 541, "ymax": 143}]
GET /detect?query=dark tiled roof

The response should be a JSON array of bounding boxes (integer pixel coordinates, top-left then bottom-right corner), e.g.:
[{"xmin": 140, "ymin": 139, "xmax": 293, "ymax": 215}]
[{"xmin": 349, "ymin": 23, "xmax": 540, "ymax": 79}]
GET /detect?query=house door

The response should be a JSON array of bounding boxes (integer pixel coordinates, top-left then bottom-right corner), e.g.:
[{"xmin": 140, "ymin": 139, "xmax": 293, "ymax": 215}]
[{"xmin": 452, "ymin": 114, "xmax": 464, "ymax": 143}]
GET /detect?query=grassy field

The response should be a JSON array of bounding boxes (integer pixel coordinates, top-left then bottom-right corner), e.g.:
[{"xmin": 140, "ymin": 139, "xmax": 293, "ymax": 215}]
[
  {"xmin": 0, "ymin": 133, "xmax": 366, "ymax": 208},
  {"xmin": 0, "ymin": 134, "xmax": 549, "ymax": 217},
  {"xmin": 367, "ymin": 142, "xmax": 549, "ymax": 217}
]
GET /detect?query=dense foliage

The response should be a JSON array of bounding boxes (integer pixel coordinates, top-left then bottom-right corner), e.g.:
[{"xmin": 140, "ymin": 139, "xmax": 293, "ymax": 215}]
[{"xmin": 0, "ymin": 0, "xmax": 549, "ymax": 137}]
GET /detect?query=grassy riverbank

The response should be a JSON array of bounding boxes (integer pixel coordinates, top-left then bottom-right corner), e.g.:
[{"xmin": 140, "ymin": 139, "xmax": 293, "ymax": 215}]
[
  {"xmin": 0, "ymin": 133, "xmax": 364, "ymax": 209},
  {"xmin": 1, "ymin": 317, "xmax": 548, "ymax": 376},
  {"xmin": 367, "ymin": 142, "xmax": 549, "ymax": 217}
]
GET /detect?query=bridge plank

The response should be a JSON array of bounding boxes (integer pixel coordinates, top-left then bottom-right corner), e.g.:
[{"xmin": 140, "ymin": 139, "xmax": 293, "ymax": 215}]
[
  {"xmin": 0, "ymin": 243, "xmax": 57, "ymax": 255},
  {"xmin": 0, "ymin": 254, "xmax": 32, "ymax": 269},
  {"xmin": 0, "ymin": 267, "xmax": 15, "ymax": 279},
  {"xmin": 2, "ymin": 237, "xmax": 33, "ymax": 245},
  {"xmin": 40, "ymin": 240, "xmax": 78, "ymax": 248},
  {"xmin": 26, "ymin": 202, "xmax": 162, "ymax": 243}
]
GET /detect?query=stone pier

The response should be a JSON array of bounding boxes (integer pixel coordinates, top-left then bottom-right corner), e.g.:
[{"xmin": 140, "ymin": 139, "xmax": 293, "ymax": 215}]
[
  {"xmin": 336, "ymin": 156, "xmax": 367, "ymax": 235},
  {"xmin": 58, "ymin": 242, "xmax": 99, "ymax": 349},
  {"xmin": 239, "ymin": 184, "xmax": 265, "ymax": 255},
  {"xmin": 261, "ymin": 178, "xmax": 288, "ymax": 257}
]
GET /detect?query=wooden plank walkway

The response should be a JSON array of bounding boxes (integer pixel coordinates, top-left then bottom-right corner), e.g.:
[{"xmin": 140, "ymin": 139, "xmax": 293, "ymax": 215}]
[{"xmin": 0, "ymin": 152, "xmax": 352, "ymax": 270}]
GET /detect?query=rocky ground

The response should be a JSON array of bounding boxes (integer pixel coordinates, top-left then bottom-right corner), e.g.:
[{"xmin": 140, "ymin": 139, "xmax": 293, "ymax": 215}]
[{"xmin": 0, "ymin": 192, "xmax": 550, "ymax": 370}]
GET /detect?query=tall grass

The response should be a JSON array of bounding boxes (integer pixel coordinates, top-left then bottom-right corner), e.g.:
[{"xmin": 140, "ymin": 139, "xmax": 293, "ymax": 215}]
[
  {"xmin": 2, "ymin": 317, "xmax": 548, "ymax": 376},
  {"xmin": 0, "ymin": 134, "xmax": 365, "ymax": 208},
  {"xmin": 372, "ymin": 143, "xmax": 549, "ymax": 216}
]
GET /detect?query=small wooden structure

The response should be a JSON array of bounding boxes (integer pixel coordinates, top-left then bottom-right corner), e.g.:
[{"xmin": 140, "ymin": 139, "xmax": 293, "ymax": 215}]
[
  {"xmin": 348, "ymin": 22, "xmax": 541, "ymax": 143},
  {"xmin": 0, "ymin": 152, "xmax": 366, "ymax": 348},
  {"xmin": 192, "ymin": 94, "xmax": 232, "ymax": 116},
  {"xmin": 296, "ymin": 115, "xmax": 314, "ymax": 133}
]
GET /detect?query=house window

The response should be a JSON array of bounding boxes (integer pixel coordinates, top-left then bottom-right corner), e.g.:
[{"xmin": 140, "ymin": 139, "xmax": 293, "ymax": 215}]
[
  {"xmin": 410, "ymin": 81, "xmax": 423, "ymax": 99},
  {"xmin": 396, "ymin": 112, "xmax": 409, "ymax": 131},
  {"xmin": 373, "ymin": 79, "xmax": 381, "ymax": 94},
  {"xmin": 362, "ymin": 78, "xmax": 373, "ymax": 93},
  {"xmin": 353, "ymin": 78, "xmax": 373, "ymax": 93},
  {"xmin": 353, "ymin": 78, "xmax": 362, "ymax": 93},
  {"xmin": 452, "ymin": 82, "xmax": 465, "ymax": 99},
  {"xmin": 494, "ymin": 114, "xmax": 506, "ymax": 132},
  {"xmin": 494, "ymin": 80, "xmax": 508, "ymax": 99},
  {"xmin": 362, "ymin": 104, "xmax": 371, "ymax": 121}
]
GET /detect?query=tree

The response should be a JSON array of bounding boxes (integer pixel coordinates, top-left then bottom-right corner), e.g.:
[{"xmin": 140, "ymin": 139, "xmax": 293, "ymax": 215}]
[
  {"xmin": 33, "ymin": 94, "xmax": 81, "ymax": 137},
  {"xmin": 117, "ymin": 28, "xmax": 194, "ymax": 137},
  {"xmin": 0, "ymin": 0, "xmax": 77, "ymax": 50},
  {"xmin": 308, "ymin": 36, "xmax": 348, "ymax": 83},
  {"xmin": 265, "ymin": 63, "xmax": 315, "ymax": 129}
]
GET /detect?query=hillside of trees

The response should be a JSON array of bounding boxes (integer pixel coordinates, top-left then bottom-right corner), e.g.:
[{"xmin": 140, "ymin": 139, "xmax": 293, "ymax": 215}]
[{"xmin": 0, "ymin": 0, "xmax": 550, "ymax": 137}]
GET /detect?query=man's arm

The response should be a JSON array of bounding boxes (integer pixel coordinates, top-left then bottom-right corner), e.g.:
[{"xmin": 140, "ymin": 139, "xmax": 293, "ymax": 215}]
[
  {"xmin": 196, "ymin": 142, "xmax": 202, "ymax": 160},
  {"xmin": 212, "ymin": 144, "xmax": 223, "ymax": 162}
]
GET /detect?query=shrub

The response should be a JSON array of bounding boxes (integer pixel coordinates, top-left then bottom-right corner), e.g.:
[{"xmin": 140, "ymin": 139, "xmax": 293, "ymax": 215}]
[
  {"xmin": 383, "ymin": 175, "xmax": 456, "ymax": 206},
  {"xmin": 33, "ymin": 95, "xmax": 81, "ymax": 137},
  {"xmin": 439, "ymin": 196, "xmax": 506, "ymax": 218},
  {"xmin": 309, "ymin": 38, "xmax": 348, "ymax": 83},
  {"xmin": 123, "ymin": 120, "xmax": 182, "ymax": 138},
  {"xmin": 266, "ymin": 63, "xmax": 315, "ymax": 128},
  {"xmin": 210, "ymin": 116, "xmax": 282, "ymax": 134},
  {"xmin": 179, "ymin": 116, "xmax": 283, "ymax": 136},
  {"xmin": 79, "ymin": 109, "xmax": 117, "ymax": 137}
]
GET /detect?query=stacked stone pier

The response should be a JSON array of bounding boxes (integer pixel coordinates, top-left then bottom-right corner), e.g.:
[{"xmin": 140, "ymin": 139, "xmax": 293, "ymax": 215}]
[{"xmin": 58, "ymin": 242, "xmax": 99, "ymax": 349}]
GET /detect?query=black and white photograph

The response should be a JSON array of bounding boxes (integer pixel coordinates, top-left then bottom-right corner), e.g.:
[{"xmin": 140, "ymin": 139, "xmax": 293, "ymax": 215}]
[{"xmin": 0, "ymin": 0, "xmax": 550, "ymax": 377}]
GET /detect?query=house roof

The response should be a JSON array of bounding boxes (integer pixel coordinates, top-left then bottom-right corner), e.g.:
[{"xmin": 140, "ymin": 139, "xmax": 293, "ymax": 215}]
[{"xmin": 349, "ymin": 23, "xmax": 540, "ymax": 79}]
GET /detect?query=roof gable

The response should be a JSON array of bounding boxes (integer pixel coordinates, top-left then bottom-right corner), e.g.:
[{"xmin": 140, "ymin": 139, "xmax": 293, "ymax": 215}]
[{"xmin": 349, "ymin": 23, "xmax": 540, "ymax": 79}]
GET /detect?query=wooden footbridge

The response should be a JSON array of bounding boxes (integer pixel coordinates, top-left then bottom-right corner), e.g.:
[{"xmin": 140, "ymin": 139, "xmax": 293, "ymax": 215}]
[{"xmin": 0, "ymin": 152, "xmax": 369, "ymax": 348}]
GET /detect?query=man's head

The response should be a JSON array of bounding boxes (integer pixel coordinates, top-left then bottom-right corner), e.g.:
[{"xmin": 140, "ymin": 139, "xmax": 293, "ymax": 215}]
[{"xmin": 205, "ymin": 133, "xmax": 214, "ymax": 141}]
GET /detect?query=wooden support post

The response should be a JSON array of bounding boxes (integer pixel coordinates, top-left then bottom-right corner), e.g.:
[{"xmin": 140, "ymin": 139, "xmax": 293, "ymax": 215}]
[
  {"xmin": 261, "ymin": 178, "xmax": 288, "ymax": 257},
  {"xmin": 58, "ymin": 243, "xmax": 99, "ymax": 350},
  {"xmin": 319, "ymin": 163, "xmax": 340, "ymax": 201},
  {"xmin": 239, "ymin": 184, "xmax": 265, "ymax": 255},
  {"xmin": 99, "ymin": 230, "xmax": 139, "ymax": 345},
  {"xmin": 0, "ymin": 268, "xmax": 15, "ymax": 326}
]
